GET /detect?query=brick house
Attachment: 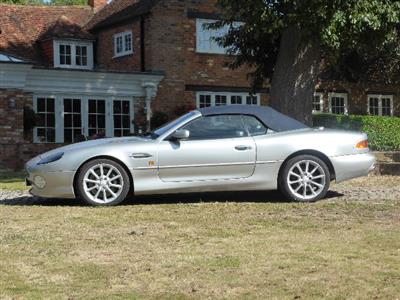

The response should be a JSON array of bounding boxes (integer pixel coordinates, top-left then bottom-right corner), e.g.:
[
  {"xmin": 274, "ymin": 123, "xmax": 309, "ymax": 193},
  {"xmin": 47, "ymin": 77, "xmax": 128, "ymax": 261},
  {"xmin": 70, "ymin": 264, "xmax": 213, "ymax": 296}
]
[{"xmin": 0, "ymin": 0, "xmax": 399, "ymax": 169}]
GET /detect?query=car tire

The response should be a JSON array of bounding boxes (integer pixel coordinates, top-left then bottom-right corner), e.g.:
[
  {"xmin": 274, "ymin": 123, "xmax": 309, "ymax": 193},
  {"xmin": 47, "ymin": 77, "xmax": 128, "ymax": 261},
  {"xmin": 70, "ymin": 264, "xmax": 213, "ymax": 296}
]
[
  {"xmin": 279, "ymin": 155, "xmax": 330, "ymax": 203},
  {"xmin": 76, "ymin": 159, "xmax": 131, "ymax": 206}
]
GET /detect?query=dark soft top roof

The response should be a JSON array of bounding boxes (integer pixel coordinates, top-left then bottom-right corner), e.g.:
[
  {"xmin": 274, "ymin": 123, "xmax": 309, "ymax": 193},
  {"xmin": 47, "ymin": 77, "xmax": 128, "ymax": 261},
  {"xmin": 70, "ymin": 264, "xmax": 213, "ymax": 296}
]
[{"xmin": 199, "ymin": 105, "xmax": 308, "ymax": 132}]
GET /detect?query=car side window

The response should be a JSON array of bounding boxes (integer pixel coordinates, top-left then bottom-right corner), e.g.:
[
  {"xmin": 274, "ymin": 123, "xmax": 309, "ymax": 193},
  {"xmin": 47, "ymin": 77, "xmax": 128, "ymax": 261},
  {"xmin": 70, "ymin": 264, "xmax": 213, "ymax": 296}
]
[
  {"xmin": 241, "ymin": 115, "xmax": 268, "ymax": 136},
  {"xmin": 182, "ymin": 115, "xmax": 248, "ymax": 140}
]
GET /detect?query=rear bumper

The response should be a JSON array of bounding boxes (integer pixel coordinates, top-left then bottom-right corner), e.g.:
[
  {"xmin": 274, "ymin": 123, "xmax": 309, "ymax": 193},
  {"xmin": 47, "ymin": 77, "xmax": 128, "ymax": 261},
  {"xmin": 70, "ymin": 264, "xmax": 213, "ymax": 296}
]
[{"xmin": 331, "ymin": 152, "xmax": 376, "ymax": 183}]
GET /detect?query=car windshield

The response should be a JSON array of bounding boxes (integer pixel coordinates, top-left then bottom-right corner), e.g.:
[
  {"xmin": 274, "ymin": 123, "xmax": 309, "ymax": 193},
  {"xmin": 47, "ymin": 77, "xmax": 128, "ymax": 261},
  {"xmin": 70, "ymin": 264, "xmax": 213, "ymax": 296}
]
[{"xmin": 147, "ymin": 111, "xmax": 198, "ymax": 139}]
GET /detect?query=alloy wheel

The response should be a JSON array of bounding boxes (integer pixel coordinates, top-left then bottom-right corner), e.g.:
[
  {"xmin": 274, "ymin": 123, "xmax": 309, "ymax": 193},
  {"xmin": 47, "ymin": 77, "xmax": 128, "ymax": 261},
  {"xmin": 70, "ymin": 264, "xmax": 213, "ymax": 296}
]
[
  {"xmin": 286, "ymin": 160, "xmax": 326, "ymax": 201},
  {"xmin": 82, "ymin": 163, "xmax": 124, "ymax": 204}
]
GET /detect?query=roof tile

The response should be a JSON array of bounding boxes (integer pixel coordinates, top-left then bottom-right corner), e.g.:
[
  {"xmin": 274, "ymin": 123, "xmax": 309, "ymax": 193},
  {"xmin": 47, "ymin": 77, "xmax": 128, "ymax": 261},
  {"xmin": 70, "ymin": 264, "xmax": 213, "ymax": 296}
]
[
  {"xmin": 0, "ymin": 4, "xmax": 94, "ymax": 64},
  {"xmin": 84, "ymin": 0, "xmax": 140, "ymax": 30},
  {"xmin": 89, "ymin": 0, "xmax": 159, "ymax": 30},
  {"xmin": 0, "ymin": 0, "xmax": 159, "ymax": 66}
]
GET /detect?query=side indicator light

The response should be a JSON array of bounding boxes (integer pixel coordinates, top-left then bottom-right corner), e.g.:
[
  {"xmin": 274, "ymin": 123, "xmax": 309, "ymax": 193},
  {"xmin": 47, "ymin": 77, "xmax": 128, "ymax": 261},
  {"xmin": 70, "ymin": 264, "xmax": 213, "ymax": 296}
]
[{"xmin": 356, "ymin": 140, "xmax": 369, "ymax": 149}]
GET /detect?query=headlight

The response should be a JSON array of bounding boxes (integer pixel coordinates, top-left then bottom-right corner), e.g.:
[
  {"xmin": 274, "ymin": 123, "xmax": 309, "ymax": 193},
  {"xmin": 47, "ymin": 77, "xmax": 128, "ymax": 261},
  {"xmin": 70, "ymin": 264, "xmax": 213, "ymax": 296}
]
[{"xmin": 37, "ymin": 152, "xmax": 64, "ymax": 165}]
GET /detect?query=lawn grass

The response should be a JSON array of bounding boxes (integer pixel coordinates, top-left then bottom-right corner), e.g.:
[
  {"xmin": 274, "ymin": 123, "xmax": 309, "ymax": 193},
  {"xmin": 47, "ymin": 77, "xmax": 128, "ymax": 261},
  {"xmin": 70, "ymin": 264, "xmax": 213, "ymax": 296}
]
[
  {"xmin": 0, "ymin": 171, "xmax": 27, "ymax": 191},
  {"xmin": 0, "ymin": 196, "xmax": 399, "ymax": 299}
]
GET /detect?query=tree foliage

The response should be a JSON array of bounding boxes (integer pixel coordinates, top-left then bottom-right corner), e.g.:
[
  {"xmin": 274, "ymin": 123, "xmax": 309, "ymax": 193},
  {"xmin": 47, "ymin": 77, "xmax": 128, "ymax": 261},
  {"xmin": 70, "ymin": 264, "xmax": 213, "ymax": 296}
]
[{"xmin": 214, "ymin": 0, "xmax": 400, "ymax": 88}]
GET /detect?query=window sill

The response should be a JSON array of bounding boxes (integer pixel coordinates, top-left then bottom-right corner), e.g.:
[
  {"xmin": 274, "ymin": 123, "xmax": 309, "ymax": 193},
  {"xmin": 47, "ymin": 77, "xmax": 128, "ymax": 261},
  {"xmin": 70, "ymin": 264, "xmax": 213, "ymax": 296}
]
[
  {"xmin": 195, "ymin": 50, "xmax": 236, "ymax": 56},
  {"xmin": 33, "ymin": 141, "xmax": 58, "ymax": 144},
  {"xmin": 113, "ymin": 52, "xmax": 134, "ymax": 59},
  {"xmin": 53, "ymin": 65, "xmax": 94, "ymax": 70}
]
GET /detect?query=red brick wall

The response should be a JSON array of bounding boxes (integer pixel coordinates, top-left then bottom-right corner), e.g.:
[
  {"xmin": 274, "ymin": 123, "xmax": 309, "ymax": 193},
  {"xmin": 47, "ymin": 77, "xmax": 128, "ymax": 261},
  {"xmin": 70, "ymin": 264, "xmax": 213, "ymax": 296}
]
[
  {"xmin": 93, "ymin": 0, "xmax": 267, "ymax": 117},
  {"xmin": 146, "ymin": 0, "xmax": 267, "ymax": 115},
  {"xmin": 317, "ymin": 81, "xmax": 400, "ymax": 117},
  {"xmin": 0, "ymin": 89, "xmax": 29, "ymax": 144},
  {"xmin": 89, "ymin": 0, "xmax": 108, "ymax": 11},
  {"xmin": 0, "ymin": 89, "xmax": 29, "ymax": 169},
  {"xmin": 95, "ymin": 21, "xmax": 142, "ymax": 72},
  {"xmin": 0, "ymin": 89, "xmax": 63, "ymax": 169},
  {"xmin": 0, "ymin": 143, "xmax": 62, "ymax": 170},
  {"xmin": 40, "ymin": 40, "xmax": 54, "ymax": 67}
]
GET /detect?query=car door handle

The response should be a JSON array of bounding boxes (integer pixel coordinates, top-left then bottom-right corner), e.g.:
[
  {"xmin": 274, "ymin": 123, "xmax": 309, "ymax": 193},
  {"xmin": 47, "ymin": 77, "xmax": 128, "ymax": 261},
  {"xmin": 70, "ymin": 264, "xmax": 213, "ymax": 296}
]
[
  {"xmin": 131, "ymin": 153, "xmax": 152, "ymax": 159},
  {"xmin": 235, "ymin": 145, "xmax": 252, "ymax": 151}
]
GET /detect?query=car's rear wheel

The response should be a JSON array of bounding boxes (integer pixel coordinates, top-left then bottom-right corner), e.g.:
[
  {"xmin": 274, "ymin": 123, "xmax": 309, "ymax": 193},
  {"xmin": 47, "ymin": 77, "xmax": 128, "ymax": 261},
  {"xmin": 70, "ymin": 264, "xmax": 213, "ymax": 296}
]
[
  {"xmin": 77, "ymin": 159, "xmax": 130, "ymax": 206},
  {"xmin": 279, "ymin": 155, "xmax": 330, "ymax": 202}
]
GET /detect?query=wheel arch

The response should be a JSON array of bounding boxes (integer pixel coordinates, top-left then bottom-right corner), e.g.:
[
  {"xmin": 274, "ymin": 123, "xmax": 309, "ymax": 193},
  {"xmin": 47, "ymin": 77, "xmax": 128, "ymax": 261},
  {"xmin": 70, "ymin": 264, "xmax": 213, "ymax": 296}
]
[
  {"xmin": 73, "ymin": 155, "xmax": 134, "ymax": 198},
  {"xmin": 278, "ymin": 149, "xmax": 336, "ymax": 186}
]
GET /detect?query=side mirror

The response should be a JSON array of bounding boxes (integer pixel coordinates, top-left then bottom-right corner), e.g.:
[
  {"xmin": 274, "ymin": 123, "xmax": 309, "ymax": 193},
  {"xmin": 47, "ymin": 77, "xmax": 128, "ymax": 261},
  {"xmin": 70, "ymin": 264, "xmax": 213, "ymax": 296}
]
[{"xmin": 170, "ymin": 129, "xmax": 190, "ymax": 141}]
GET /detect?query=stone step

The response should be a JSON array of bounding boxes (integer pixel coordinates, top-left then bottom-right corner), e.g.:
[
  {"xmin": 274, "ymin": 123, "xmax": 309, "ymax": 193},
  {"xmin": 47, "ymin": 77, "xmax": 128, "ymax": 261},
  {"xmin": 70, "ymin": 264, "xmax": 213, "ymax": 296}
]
[
  {"xmin": 372, "ymin": 162, "xmax": 400, "ymax": 176},
  {"xmin": 373, "ymin": 152, "xmax": 400, "ymax": 163}
]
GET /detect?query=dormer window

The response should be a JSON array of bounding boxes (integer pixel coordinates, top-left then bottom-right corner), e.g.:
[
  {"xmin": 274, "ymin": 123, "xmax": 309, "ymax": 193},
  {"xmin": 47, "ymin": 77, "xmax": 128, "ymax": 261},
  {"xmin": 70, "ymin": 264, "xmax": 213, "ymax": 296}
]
[
  {"xmin": 54, "ymin": 40, "xmax": 93, "ymax": 69},
  {"xmin": 76, "ymin": 45, "xmax": 88, "ymax": 66},
  {"xmin": 113, "ymin": 31, "xmax": 133, "ymax": 58},
  {"xmin": 59, "ymin": 44, "xmax": 71, "ymax": 65}
]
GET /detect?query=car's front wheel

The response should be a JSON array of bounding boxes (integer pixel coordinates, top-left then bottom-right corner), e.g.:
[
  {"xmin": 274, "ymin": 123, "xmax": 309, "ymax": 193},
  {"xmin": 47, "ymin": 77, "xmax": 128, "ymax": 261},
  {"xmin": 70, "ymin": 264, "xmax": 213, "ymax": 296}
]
[
  {"xmin": 279, "ymin": 155, "xmax": 330, "ymax": 202},
  {"xmin": 77, "ymin": 159, "xmax": 131, "ymax": 206}
]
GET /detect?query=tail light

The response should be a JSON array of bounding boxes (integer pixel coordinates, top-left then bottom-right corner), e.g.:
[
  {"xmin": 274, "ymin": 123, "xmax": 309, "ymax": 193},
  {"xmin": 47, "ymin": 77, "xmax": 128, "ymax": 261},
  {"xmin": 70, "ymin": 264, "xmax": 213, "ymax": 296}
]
[{"xmin": 356, "ymin": 140, "xmax": 369, "ymax": 149}]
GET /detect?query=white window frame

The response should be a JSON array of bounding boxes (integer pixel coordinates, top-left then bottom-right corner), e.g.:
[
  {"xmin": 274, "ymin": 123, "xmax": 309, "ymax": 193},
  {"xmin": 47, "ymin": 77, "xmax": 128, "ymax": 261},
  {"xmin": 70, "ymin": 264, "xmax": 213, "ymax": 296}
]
[
  {"xmin": 196, "ymin": 18, "xmax": 241, "ymax": 54},
  {"xmin": 245, "ymin": 94, "xmax": 259, "ymax": 105},
  {"xmin": 87, "ymin": 98, "xmax": 107, "ymax": 137},
  {"xmin": 196, "ymin": 92, "xmax": 260, "ymax": 108},
  {"xmin": 62, "ymin": 97, "xmax": 84, "ymax": 144},
  {"xmin": 33, "ymin": 96, "xmax": 57, "ymax": 143},
  {"xmin": 312, "ymin": 92, "xmax": 324, "ymax": 113},
  {"xmin": 112, "ymin": 98, "xmax": 135, "ymax": 137},
  {"xmin": 75, "ymin": 45, "xmax": 89, "ymax": 67},
  {"xmin": 367, "ymin": 94, "xmax": 394, "ymax": 117},
  {"xmin": 113, "ymin": 31, "xmax": 133, "ymax": 58},
  {"xmin": 33, "ymin": 95, "xmax": 134, "ymax": 144},
  {"xmin": 53, "ymin": 40, "xmax": 94, "ymax": 70},
  {"xmin": 328, "ymin": 92, "xmax": 348, "ymax": 115}
]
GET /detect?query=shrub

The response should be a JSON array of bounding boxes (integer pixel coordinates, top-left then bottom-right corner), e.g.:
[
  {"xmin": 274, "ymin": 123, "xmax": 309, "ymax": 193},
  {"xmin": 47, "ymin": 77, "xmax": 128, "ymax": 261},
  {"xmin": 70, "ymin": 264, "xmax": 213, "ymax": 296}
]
[
  {"xmin": 151, "ymin": 111, "xmax": 170, "ymax": 129},
  {"xmin": 313, "ymin": 114, "xmax": 400, "ymax": 151},
  {"xmin": 23, "ymin": 106, "xmax": 36, "ymax": 133}
]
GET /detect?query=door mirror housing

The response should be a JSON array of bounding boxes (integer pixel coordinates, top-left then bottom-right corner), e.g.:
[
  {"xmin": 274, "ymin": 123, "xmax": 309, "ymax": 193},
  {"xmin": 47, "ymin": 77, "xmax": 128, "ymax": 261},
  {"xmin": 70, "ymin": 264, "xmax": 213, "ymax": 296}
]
[{"xmin": 170, "ymin": 129, "xmax": 190, "ymax": 141}]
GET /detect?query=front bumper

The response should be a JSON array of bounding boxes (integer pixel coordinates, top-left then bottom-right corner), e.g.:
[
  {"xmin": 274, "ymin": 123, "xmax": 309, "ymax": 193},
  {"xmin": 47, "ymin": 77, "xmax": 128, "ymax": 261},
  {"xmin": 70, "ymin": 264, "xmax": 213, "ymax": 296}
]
[
  {"xmin": 331, "ymin": 152, "xmax": 376, "ymax": 183},
  {"xmin": 25, "ymin": 160, "xmax": 76, "ymax": 199}
]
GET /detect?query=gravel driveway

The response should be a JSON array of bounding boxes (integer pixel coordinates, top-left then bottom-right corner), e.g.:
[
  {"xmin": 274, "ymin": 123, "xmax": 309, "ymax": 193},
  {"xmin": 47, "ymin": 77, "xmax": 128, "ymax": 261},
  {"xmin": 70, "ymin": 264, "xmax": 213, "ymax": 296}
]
[{"xmin": 1, "ymin": 176, "xmax": 399, "ymax": 205}]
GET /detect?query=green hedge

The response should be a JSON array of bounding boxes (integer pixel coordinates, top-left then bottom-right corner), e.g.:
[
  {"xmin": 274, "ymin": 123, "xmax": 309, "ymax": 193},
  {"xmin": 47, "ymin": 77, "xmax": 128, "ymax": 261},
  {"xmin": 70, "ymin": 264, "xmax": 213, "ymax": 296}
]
[{"xmin": 313, "ymin": 114, "xmax": 400, "ymax": 151}]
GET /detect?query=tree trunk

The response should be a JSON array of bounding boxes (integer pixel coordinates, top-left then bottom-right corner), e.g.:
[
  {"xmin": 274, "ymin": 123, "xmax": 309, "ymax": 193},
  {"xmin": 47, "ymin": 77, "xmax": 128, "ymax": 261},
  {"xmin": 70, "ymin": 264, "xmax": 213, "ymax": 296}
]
[{"xmin": 269, "ymin": 26, "xmax": 321, "ymax": 125}]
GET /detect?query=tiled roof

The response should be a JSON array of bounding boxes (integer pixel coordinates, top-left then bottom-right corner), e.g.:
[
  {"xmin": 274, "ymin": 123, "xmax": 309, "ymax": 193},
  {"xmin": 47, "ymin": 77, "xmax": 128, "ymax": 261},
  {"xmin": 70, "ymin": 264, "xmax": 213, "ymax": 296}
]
[
  {"xmin": 39, "ymin": 16, "xmax": 95, "ymax": 41},
  {"xmin": 85, "ymin": 0, "xmax": 140, "ymax": 30},
  {"xmin": 87, "ymin": 0, "xmax": 159, "ymax": 31},
  {"xmin": 0, "ymin": 0, "xmax": 160, "ymax": 66},
  {"xmin": 0, "ymin": 4, "xmax": 94, "ymax": 64}
]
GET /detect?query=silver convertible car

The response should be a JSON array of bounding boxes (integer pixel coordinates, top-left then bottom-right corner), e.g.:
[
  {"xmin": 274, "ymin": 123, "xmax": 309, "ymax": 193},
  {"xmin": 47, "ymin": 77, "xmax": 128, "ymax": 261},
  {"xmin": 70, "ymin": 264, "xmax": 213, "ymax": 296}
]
[{"xmin": 26, "ymin": 105, "xmax": 375, "ymax": 206}]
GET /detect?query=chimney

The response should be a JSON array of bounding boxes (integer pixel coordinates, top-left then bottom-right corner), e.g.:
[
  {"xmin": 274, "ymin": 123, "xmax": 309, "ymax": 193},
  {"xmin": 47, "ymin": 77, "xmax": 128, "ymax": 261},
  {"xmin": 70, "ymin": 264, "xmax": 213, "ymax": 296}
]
[{"xmin": 89, "ymin": 0, "xmax": 108, "ymax": 11}]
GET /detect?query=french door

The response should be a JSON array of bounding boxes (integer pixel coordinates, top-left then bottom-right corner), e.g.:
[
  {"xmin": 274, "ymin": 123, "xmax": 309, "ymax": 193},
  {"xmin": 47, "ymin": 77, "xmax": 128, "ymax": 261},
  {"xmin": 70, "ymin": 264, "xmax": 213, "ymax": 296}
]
[
  {"xmin": 63, "ymin": 98, "xmax": 82, "ymax": 143},
  {"xmin": 88, "ymin": 99, "xmax": 106, "ymax": 137},
  {"xmin": 113, "ymin": 100, "xmax": 132, "ymax": 137},
  {"xmin": 60, "ymin": 97, "xmax": 134, "ymax": 143}
]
